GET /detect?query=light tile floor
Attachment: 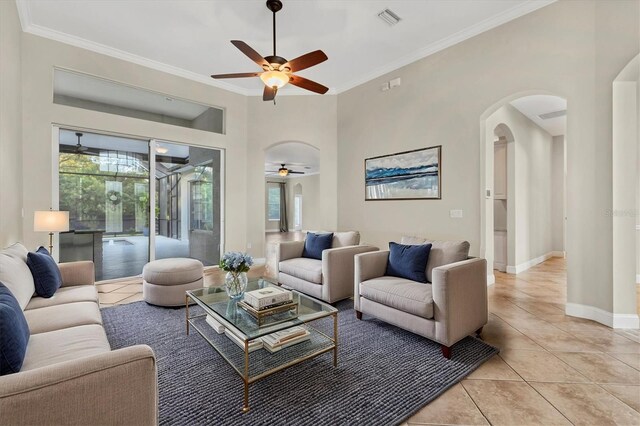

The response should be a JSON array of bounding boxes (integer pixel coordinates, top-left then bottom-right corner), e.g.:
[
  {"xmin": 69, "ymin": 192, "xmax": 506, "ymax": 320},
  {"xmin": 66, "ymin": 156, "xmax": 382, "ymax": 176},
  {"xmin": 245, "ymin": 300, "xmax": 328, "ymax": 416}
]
[{"xmin": 98, "ymin": 240, "xmax": 640, "ymax": 425}]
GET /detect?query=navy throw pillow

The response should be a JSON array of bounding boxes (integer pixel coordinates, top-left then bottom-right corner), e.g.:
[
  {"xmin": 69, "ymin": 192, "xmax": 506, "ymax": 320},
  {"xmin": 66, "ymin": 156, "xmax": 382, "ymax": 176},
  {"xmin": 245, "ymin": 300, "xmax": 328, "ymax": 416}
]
[
  {"xmin": 26, "ymin": 246, "xmax": 62, "ymax": 298},
  {"xmin": 0, "ymin": 283, "xmax": 30, "ymax": 375},
  {"xmin": 386, "ymin": 242, "xmax": 432, "ymax": 283},
  {"xmin": 302, "ymin": 232, "xmax": 334, "ymax": 260}
]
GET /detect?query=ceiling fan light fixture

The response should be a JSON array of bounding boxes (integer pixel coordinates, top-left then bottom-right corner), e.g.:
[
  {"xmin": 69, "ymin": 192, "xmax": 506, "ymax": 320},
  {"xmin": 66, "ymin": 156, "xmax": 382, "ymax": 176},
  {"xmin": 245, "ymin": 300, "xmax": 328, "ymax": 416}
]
[
  {"xmin": 156, "ymin": 146, "xmax": 169, "ymax": 154},
  {"xmin": 260, "ymin": 70, "xmax": 290, "ymax": 89},
  {"xmin": 278, "ymin": 166, "xmax": 289, "ymax": 176}
]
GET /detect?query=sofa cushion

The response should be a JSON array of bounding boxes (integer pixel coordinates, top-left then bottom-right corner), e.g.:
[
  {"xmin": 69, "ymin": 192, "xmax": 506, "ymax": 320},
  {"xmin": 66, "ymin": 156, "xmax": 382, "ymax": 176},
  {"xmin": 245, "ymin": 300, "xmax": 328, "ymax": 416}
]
[
  {"xmin": 0, "ymin": 246, "xmax": 36, "ymax": 310},
  {"xmin": 27, "ymin": 247, "xmax": 63, "ymax": 298},
  {"xmin": 24, "ymin": 301, "xmax": 102, "ymax": 334},
  {"xmin": 332, "ymin": 231, "xmax": 360, "ymax": 248},
  {"xmin": 279, "ymin": 258, "xmax": 323, "ymax": 284},
  {"xmin": 401, "ymin": 236, "xmax": 470, "ymax": 282},
  {"xmin": 302, "ymin": 232, "xmax": 333, "ymax": 260},
  {"xmin": 25, "ymin": 285, "xmax": 98, "ymax": 310},
  {"xmin": 3, "ymin": 242, "xmax": 29, "ymax": 262},
  {"xmin": 21, "ymin": 324, "xmax": 110, "ymax": 372},
  {"xmin": 0, "ymin": 283, "xmax": 30, "ymax": 375},
  {"xmin": 386, "ymin": 242, "xmax": 432, "ymax": 283},
  {"xmin": 360, "ymin": 277, "xmax": 434, "ymax": 319}
]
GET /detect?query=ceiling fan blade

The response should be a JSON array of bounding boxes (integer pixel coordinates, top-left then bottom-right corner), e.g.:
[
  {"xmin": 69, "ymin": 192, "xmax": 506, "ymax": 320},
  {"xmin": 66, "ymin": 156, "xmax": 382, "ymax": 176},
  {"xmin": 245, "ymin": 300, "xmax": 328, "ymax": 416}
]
[
  {"xmin": 211, "ymin": 72, "xmax": 262, "ymax": 79},
  {"xmin": 288, "ymin": 171, "xmax": 305, "ymax": 174},
  {"xmin": 263, "ymin": 86, "xmax": 277, "ymax": 101},
  {"xmin": 230, "ymin": 40, "xmax": 269, "ymax": 69},
  {"xmin": 289, "ymin": 75, "xmax": 329, "ymax": 95},
  {"xmin": 286, "ymin": 50, "xmax": 328, "ymax": 72}
]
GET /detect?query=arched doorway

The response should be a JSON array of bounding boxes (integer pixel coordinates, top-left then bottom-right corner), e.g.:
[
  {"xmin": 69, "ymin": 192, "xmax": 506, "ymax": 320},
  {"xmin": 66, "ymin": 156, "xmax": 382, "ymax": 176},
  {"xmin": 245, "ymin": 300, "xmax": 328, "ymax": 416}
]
[{"xmin": 481, "ymin": 93, "xmax": 567, "ymax": 282}]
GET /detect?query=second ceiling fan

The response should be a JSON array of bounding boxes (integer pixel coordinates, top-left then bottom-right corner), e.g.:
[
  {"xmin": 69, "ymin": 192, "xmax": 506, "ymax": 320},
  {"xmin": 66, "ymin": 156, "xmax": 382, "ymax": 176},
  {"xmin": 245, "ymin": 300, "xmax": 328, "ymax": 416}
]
[{"xmin": 211, "ymin": 0, "xmax": 329, "ymax": 103}]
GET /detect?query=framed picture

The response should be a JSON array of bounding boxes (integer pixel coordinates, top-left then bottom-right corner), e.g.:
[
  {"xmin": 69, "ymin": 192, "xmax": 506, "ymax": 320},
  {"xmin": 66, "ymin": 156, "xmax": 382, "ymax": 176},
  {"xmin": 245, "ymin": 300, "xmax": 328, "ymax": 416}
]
[{"xmin": 365, "ymin": 145, "xmax": 441, "ymax": 200}]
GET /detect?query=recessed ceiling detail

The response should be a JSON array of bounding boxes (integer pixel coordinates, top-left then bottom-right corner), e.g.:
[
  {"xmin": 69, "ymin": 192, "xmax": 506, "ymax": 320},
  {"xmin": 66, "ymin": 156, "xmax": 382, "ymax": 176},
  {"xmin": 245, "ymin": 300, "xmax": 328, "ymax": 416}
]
[{"xmin": 17, "ymin": 0, "xmax": 555, "ymax": 96}]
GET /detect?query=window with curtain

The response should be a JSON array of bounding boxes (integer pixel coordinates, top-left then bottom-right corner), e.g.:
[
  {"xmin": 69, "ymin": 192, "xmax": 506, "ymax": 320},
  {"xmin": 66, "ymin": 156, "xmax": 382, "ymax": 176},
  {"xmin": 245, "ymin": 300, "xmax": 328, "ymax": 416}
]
[{"xmin": 267, "ymin": 186, "xmax": 280, "ymax": 221}]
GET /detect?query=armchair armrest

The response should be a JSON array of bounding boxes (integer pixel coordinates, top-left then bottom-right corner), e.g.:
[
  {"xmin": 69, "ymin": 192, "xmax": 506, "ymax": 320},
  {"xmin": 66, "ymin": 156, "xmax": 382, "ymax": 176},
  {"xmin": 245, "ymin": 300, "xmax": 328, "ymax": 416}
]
[
  {"xmin": 321, "ymin": 245, "xmax": 379, "ymax": 303},
  {"xmin": 277, "ymin": 241, "xmax": 305, "ymax": 264},
  {"xmin": 431, "ymin": 258, "xmax": 488, "ymax": 347},
  {"xmin": 58, "ymin": 261, "xmax": 95, "ymax": 287},
  {"xmin": 354, "ymin": 250, "xmax": 389, "ymax": 311},
  {"xmin": 0, "ymin": 345, "xmax": 157, "ymax": 425}
]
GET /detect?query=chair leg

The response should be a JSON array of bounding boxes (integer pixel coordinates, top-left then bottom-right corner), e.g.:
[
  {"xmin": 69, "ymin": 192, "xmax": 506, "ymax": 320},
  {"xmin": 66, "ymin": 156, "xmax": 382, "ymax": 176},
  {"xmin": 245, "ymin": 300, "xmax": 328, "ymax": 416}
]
[
  {"xmin": 441, "ymin": 345, "xmax": 452, "ymax": 359},
  {"xmin": 475, "ymin": 327, "xmax": 484, "ymax": 338},
  {"xmin": 356, "ymin": 310, "xmax": 362, "ymax": 320}
]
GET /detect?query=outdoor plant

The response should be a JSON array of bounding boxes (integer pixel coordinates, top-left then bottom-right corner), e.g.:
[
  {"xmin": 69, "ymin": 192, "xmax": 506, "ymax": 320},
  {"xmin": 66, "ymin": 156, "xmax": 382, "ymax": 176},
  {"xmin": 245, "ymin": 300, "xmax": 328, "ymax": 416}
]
[{"xmin": 219, "ymin": 251, "xmax": 253, "ymax": 273}]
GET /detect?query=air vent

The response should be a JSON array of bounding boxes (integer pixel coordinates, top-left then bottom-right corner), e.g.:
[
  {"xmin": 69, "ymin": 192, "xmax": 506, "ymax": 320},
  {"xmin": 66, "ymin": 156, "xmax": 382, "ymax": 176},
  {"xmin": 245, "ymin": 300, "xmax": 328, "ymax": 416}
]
[
  {"xmin": 378, "ymin": 9, "xmax": 401, "ymax": 26},
  {"xmin": 539, "ymin": 109, "xmax": 567, "ymax": 120}
]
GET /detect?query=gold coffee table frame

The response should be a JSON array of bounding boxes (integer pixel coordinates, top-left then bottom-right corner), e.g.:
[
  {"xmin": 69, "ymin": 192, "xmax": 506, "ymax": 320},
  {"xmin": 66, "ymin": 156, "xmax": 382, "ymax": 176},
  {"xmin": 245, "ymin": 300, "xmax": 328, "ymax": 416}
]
[{"xmin": 185, "ymin": 280, "xmax": 338, "ymax": 412}]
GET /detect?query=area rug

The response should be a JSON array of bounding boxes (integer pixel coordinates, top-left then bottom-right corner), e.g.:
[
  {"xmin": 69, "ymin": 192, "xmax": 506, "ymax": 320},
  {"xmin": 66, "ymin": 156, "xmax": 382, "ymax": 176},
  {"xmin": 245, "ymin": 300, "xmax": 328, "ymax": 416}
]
[{"xmin": 101, "ymin": 300, "xmax": 497, "ymax": 426}]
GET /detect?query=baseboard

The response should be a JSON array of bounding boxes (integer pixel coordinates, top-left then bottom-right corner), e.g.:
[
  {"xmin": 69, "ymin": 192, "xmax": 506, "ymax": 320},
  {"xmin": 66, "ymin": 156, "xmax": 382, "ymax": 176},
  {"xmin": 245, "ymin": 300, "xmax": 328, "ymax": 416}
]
[
  {"xmin": 636, "ymin": 274, "xmax": 640, "ymax": 284},
  {"xmin": 253, "ymin": 257, "xmax": 266, "ymax": 265},
  {"xmin": 487, "ymin": 274, "xmax": 495, "ymax": 286},
  {"xmin": 551, "ymin": 251, "xmax": 566, "ymax": 258},
  {"xmin": 265, "ymin": 229, "xmax": 280, "ymax": 233},
  {"xmin": 493, "ymin": 262, "xmax": 506, "ymax": 272},
  {"xmin": 565, "ymin": 303, "xmax": 640, "ymax": 329},
  {"xmin": 506, "ymin": 252, "xmax": 558, "ymax": 274}
]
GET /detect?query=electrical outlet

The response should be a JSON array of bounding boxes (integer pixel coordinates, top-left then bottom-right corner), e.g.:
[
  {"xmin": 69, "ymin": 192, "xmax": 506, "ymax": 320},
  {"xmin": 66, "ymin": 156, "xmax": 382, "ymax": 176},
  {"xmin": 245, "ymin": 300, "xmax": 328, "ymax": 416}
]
[
  {"xmin": 450, "ymin": 209, "xmax": 463, "ymax": 219},
  {"xmin": 247, "ymin": 242, "xmax": 252, "ymax": 249}
]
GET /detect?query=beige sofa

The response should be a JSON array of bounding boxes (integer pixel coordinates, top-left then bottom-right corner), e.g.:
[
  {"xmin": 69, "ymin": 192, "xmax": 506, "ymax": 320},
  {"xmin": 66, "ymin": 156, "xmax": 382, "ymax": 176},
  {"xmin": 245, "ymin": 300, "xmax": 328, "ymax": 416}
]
[
  {"xmin": 0, "ymin": 243, "xmax": 157, "ymax": 425},
  {"xmin": 354, "ymin": 237, "xmax": 488, "ymax": 359},
  {"xmin": 277, "ymin": 231, "xmax": 378, "ymax": 303}
]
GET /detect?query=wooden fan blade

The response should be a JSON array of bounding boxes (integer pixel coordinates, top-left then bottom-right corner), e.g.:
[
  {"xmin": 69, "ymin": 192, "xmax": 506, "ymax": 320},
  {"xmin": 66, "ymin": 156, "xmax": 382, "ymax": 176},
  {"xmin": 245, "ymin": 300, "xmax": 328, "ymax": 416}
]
[
  {"xmin": 288, "ymin": 171, "xmax": 305, "ymax": 174},
  {"xmin": 288, "ymin": 75, "xmax": 329, "ymax": 95},
  {"xmin": 231, "ymin": 40, "xmax": 269, "ymax": 68},
  {"xmin": 263, "ymin": 86, "xmax": 277, "ymax": 101},
  {"xmin": 286, "ymin": 50, "xmax": 328, "ymax": 72},
  {"xmin": 211, "ymin": 72, "xmax": 261, "ymax": 79}
]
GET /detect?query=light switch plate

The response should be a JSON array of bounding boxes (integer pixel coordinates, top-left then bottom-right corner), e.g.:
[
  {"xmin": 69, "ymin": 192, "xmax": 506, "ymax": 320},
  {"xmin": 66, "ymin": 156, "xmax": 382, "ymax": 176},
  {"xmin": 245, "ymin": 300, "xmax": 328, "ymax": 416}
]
[{"xmin": 450, "ymin": 209, "xmax": 463, "ymax": 218}]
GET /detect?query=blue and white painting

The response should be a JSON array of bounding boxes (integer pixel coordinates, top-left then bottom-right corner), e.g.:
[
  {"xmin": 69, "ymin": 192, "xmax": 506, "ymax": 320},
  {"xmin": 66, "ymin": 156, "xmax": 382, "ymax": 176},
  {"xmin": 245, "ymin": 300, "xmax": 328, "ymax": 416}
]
[{"xmin": 365, "ymin": 146, "xmax": 441, "ymax": 200}]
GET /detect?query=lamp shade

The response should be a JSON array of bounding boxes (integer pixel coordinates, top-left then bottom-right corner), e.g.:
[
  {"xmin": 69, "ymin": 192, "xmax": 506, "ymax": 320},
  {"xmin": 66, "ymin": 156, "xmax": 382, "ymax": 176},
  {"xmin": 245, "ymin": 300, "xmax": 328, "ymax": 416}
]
[{"xmin": 34, "ymin": 211, "xmax": 69, "ymax": 232}]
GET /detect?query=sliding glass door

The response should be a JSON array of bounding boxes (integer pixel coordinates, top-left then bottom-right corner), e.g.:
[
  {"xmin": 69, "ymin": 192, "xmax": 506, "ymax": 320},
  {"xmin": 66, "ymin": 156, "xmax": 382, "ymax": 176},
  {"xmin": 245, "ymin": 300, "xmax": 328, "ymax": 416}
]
[
  {"xmin": 153, "ymin": 142, "xmax": 221, "ymax": 266},
  {"xmin": 58, "ymin": 129, "xmax": 222, "ymax": 280}
]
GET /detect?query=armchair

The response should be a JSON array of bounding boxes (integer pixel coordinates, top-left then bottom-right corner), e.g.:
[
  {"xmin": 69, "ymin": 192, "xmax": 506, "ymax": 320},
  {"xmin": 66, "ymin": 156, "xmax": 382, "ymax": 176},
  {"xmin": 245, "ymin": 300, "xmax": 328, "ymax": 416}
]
[
  {"xmin": 277, "ymin": 231, "xmax": 378, "ymax": 303},
  {"xmin": 354, "ymin": 237, "xmax": 487, "ymax": 359}
]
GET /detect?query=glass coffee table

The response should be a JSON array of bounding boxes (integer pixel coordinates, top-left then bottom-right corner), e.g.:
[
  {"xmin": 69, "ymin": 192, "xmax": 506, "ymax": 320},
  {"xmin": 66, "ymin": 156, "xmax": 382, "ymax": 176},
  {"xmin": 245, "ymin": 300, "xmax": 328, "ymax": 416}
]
[{"xmin": 185, "ymin": 277, "xmax": 338, "ymax": 412}]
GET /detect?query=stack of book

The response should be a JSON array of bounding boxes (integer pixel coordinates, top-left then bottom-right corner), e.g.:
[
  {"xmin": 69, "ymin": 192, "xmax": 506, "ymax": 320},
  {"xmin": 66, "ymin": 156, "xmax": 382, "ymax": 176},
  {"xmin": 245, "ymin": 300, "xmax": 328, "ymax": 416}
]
[
  {"xmin": 261, "ymin": 326, "xmax": 311, "ymax": 353},
  {"xmin": 244, "ymin": 286, "xmax": 293, "ymax": 310}
]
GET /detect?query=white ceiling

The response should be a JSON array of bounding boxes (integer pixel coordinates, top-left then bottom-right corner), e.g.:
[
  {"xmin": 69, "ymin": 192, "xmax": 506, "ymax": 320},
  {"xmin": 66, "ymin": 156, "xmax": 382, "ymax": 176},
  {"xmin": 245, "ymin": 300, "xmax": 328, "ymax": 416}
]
[
  {"xmin": 265, "ymin": 142, "xmax": 320, "ymax": 176},
  {"xmin": 18, "ymin": 0, "xmax": 555, "ymax": 96},
  {"xmin": 510, "ymin": 95, "xmax": 567, "ymax": 136}
]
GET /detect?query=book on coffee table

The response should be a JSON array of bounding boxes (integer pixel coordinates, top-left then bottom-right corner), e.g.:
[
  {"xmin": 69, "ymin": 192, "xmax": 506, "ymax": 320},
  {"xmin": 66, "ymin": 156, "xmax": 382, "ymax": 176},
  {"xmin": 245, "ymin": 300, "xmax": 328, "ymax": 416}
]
[
  {"xmin": 262, "ymin": 326, "xmax": 311, "ymax": 353},
  {"xmin": 224, "ymin": 329, "xmax": 263, "ymax": 353},
  {"xmin": 244, "ymin": 286, "xmax": 292, "ymax": 310}
]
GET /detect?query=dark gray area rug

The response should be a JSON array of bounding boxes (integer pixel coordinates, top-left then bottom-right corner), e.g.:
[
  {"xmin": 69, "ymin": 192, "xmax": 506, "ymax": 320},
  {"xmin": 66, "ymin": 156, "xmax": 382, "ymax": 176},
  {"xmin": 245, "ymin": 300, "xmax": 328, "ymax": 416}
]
[{"xmin": 102, "ymin": 300, "xmax": 497, "ymax": 426}]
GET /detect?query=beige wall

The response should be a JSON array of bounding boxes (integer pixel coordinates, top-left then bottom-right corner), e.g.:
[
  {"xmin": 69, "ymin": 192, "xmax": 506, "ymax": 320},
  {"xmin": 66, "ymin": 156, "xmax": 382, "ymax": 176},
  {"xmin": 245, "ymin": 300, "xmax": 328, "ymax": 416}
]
[
  {"xmin": 246, "ymin": 95, "xmax": 337, "ymax": 258},
  {"xmin": 19, "ymin": 33, "xmax": 249, "ymax": 253},
  {"xmin": 286, "ymin": 174, "xmax": 321, "ymax": 232},
  {"xmin": 551, "ymin": 135, "xmax": 566, "ymax": 253},
  {"xmin": 337, "ymin": 0, "xmax": 639, "ymax": 315},
  {"xmin": 0, "ymin": 1, "xmax": 24, "ymax": 248}
]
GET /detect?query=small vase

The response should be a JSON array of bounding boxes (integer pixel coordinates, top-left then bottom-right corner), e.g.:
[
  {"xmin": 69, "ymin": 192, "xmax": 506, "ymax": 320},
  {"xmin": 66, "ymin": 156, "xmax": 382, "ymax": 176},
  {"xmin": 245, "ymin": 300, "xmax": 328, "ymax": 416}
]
[{"xmin": 224, "ymin": 271, "xmax": 248, "ymax": 299}]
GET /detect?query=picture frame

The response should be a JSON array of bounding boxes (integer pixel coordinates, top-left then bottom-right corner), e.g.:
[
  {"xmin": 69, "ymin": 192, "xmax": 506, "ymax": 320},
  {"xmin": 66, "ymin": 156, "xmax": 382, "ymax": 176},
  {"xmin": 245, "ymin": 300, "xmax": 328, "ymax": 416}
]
[{"xmin": 364, "ymin": 145, "xmax": 441, "ymax": 200}]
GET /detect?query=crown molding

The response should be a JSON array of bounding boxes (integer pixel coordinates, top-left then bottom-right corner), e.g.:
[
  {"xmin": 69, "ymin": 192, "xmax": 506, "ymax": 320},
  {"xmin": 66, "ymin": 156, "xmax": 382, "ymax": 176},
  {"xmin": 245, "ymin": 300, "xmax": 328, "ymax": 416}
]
[
  {"xmin": 334, "ymin": 0, "xmax": 556, "ymax": 94},
  {"xmin": 16, "ymin": 0, "xmax": 555, "ymax": 97}
]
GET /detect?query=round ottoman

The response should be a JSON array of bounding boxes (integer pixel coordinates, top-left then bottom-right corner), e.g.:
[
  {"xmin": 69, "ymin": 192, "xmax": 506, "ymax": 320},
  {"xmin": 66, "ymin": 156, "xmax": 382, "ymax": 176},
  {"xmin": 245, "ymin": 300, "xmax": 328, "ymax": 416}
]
[{"xmin": 142, "ymin": 258, "xmax": 204, "ymax": 307}]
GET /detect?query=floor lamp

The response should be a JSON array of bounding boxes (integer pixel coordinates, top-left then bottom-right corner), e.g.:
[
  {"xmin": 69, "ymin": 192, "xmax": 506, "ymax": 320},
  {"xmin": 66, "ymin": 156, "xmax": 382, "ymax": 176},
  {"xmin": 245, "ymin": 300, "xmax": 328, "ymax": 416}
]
[{"xmin": 34, "ymin": 210, "xmax": 69, "ymax": 255}]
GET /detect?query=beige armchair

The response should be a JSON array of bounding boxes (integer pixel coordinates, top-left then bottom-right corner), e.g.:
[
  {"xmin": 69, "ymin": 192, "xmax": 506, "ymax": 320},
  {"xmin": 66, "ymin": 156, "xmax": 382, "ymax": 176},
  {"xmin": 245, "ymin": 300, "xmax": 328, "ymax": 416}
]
[
  {"xmin": 354, "ymin": 237, "xmax": 487, "ymax": 359},
  {"xmin": 277, "ymin": 231, "xmax": 378, "ymax": 303}
]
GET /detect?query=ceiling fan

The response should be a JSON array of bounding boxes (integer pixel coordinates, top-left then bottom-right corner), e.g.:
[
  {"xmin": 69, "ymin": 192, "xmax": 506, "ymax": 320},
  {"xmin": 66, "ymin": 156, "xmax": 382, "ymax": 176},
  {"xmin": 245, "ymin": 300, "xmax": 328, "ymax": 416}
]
[
  {"xmin": 267, "ymin": 163, "xmax": 305, "ymax": 177},
  {"xmin": 211, "ymin": 0, "xmax": 329, "ymax": 103},
  {"xmin": 59, "ymin": 132, "xmax": 100, "ymax": 156}
]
